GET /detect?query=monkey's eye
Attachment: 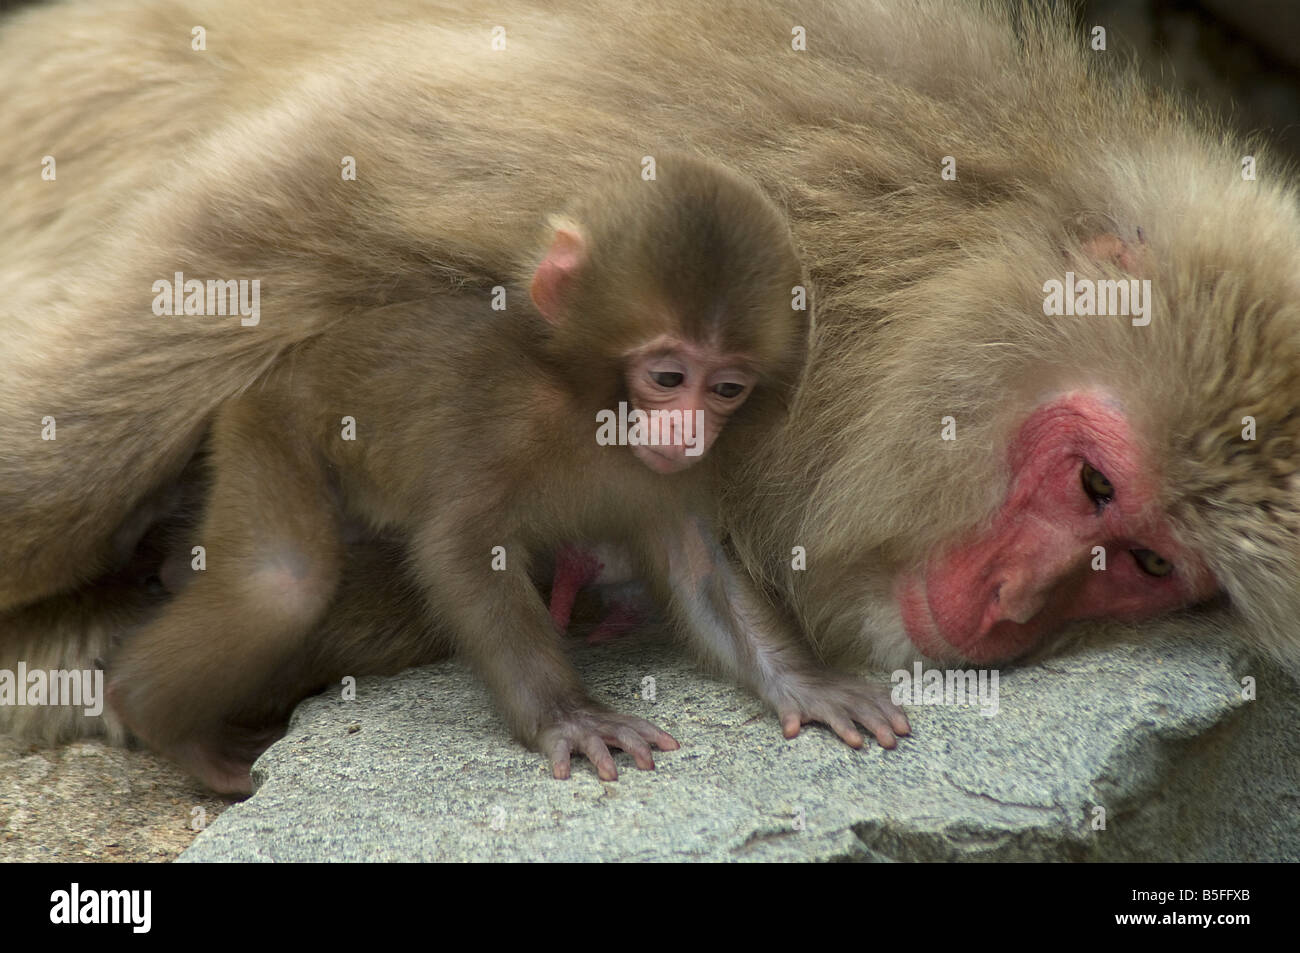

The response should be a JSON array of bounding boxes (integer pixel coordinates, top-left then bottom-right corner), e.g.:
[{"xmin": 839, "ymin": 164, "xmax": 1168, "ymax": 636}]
[
  {"xmin": 1131, "ymin": 549, "xmax": 1174, "ymax": 577},
  {"xmin": 713, "ymin": 382, "xmax": 746, "ymax": 399},
  {"xmin": 1081, "ymin": 463, "xmax": 1114, "ymax": 505},
  {"xmin": 650, "ymin": 371, "xmax": 684, "ymax": 388}
]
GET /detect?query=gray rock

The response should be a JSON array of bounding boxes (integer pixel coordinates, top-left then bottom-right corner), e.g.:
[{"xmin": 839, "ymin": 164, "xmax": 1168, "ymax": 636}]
[{"xmin": 179, "ymin": 631, "xmax": 1299, "ymax": 862}]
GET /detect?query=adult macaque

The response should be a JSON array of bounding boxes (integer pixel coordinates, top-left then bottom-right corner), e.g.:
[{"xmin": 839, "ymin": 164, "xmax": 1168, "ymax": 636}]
[
  {"xmin": 92, "ymin": 157, "xmax": 909, "ymax": 792},
  {"xmin": 3, "ymin": 0, "xmax": 1300, "ymax": 777}
]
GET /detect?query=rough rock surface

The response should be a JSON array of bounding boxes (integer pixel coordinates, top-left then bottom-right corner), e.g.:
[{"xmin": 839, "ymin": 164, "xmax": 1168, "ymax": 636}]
[
  {"xmin": 180, "ymin": 631, "xmax": 1299, "ymax": 862},
  {"xmin": 0, "ymin": 736, "xmax": 235, "ymax": 862}
]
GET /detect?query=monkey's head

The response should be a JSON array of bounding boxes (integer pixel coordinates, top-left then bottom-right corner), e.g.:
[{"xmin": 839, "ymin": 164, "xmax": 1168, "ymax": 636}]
[
  {"xmin": 528, "ymin": 155, "xmax": 810, "ymax": 474},
  {"xmin": 767, "ymin": 156, "xmax": 1300, "ymax": 671}
]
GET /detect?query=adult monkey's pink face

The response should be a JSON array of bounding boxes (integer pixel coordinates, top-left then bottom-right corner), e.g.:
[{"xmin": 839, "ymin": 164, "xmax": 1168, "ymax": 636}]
[{"xmin": 895, "ymin": 392, "xmax": 1220, "ymax": 664}]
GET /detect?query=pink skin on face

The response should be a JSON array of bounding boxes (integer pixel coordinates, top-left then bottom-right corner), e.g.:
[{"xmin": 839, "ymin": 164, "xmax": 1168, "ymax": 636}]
[
  {"xmin": 529, "ymin": 231, "xmax": 754, "ymax": 474},
  {"xmin": 623, "ymin": 335, "xmax": 755, "ymax": 474},
  {"xmin": 896, "ymin": 393, "xmax": 1219, "ymax": 664}
]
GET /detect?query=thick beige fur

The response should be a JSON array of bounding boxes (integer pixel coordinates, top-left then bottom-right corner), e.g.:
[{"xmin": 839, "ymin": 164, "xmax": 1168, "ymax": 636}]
[{"xmin": 2, "ymin": 0, "xmax": 1298, "ymax": 744}]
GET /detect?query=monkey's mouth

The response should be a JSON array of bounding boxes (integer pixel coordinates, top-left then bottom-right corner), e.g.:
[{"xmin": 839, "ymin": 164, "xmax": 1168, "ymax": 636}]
[
  {"xmin": 633, "ymin": 444, "xmax": 692, "ymax": 474},
  {"xmin": 896, "ymin": 575, "xmax": 1048, "ymax": 665},
  {"xmin": 896, "ymin": 576, "xmax": 957, "ymax": 661}
]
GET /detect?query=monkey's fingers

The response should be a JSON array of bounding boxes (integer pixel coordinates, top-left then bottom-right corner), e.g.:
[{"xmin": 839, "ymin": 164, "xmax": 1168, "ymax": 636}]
[
  {"xmin": 826, "ymin": 714, "xmax": 866, "ymax": 749},
  {"xmin": 607, "ymin": 719, "xmax": 680, "ymax": 769},
  {"xmin": 780, "ymin": 707, "xmax": 864, "ymax": 744},
  {"xmin": 631, "ymin": 719, "xmax": 680, "ymax": 753},
  {"xmin": 839, "ymin": 694, "xmax": 906, "ymax": 749},
  {"xmin": 780, "ymin": 705, "xmax": 875, "ymax": 748},
  {"xmin": 548, "ymin": 734, "xmax": 616, "ymax": 780},
  {"xmin": 886, "ymin": 707, "xmax": 911, "ymax": 737},
  {"xmin": 582, "ymin": 714, "xmax": 680, "ymax": 775},
  {"xmin": 578, "ymin": 736, "xmax": 620, "ymax": 781},
  {"xmin": 780, "ymin": 711, "xmax": 804, "ymax": 739},
  {"xmin": 848, "ymin": 707, "xmax": 898, "ymax": 750},
  {"xmin": 776, "ymin": 675, "xmax": 910, "ymax": 750},
  {"xmin": 549, "ymin": 741, "xmax": 574, "ymax": 780},
  {"xmin": 544, "ymin": 711, "xmax": 678, "ymax": 780}
]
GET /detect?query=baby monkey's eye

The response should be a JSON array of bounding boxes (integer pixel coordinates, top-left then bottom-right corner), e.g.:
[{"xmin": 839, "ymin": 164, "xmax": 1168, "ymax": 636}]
[
  {"xmin": 714, "ymin": 382, "xmax": 746, "ymax": 399},
  {"xmin": 1081, "ymin": 462, "xmax": 1114, "ymax": 505},
  {"xmin": 1131, "ymin": 549, "xmax": 1174, "ymax": 577},
  {"xmin": 650, "ymin": 371, "xmax": 684, "ymax": 388}
]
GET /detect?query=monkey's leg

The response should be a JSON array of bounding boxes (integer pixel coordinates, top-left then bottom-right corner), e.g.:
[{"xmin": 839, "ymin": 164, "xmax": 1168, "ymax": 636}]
[
  {"xmin": 411, "ymin": 529, "xmax": 677, "ymax": 781},
  {"xmin": 106, "ymin": 398, "xmax": 342, "ymax": 794},
  {"xmin": 658, "ymin": 518, "xmax": 911, "ymax": 749},
  {"xmin": 294, "ymin": 534, "xmax": 452, "ymax": 681}
]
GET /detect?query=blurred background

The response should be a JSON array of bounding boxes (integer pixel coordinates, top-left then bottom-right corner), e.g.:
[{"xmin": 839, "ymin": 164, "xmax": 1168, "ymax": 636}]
[
  {"xmin": 2, "ymin": 0, "xmax": 1298, "ymax": 162},
  {"xmin": 1082, "ymin": 0, "xmax": 1300, "ymax": 163}
]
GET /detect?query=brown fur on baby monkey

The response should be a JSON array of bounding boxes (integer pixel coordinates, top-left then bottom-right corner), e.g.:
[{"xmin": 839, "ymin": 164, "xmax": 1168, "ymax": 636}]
[
  {"xmin": 530, "ymin": 157, "xmax": 809, "ymax": 474},
  {"xmin": 106, "ymin": 156, "xmax": 906, "ymax": 793},
  {"xmin": 537, "ymin": 161, "xmax": 804, "ymax": 627}
]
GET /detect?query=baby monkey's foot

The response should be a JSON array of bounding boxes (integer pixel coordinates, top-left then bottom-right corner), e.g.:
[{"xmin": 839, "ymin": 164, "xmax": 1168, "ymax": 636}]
[
  {"xmin": 771, "ymin": 671, "xmax": 911, "ymax": 749},
  {"xmin": 540, "ymin": 705, "xmax": 678, "ymax": 781}
]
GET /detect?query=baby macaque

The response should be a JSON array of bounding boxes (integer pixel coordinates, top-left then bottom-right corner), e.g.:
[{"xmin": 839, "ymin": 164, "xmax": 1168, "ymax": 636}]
[{"xmin": 104, "ymin": 156, "xmax": 908, "ymax": 792}]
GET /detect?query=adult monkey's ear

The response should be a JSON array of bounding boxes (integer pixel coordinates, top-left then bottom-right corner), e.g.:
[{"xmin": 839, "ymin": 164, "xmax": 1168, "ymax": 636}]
[
  {"xmin": 530, "ymin": 216, "xmax": 587, "ymax": 323},
  {"xmin": 1080, "ymin": 226, "xmax": 1148, "ymax": 275}
]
